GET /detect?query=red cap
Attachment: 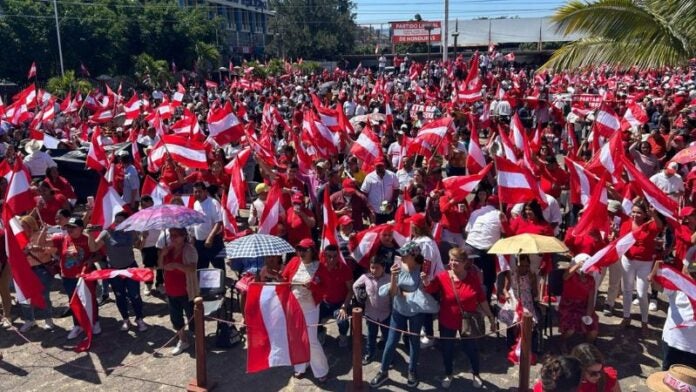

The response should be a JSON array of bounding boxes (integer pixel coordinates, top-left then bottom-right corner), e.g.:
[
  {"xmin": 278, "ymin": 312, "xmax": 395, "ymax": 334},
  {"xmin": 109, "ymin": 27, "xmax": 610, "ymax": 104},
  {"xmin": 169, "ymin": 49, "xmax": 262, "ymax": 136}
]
[
  {"xmin": 338, "ymin": 215, "xmax": 353, "ymax": 226},
  {"xmin": 406, "ymin": 213, "xmax": 427, "ymax": 228},
  {"xmin": 374, "ymin": 158, "xmax": 386, "ymax": 167},
  {"xmin": 298, "ymin": 238, "xmax": 315, "ymax": 248},
  {"xmin": 487, "ymin": 194, "xmax": 500, "ymax": 207},
  {"xmin": 342, "ymin": 178, "xmax": 357, "ymax": 194},
  {"xmin": 680, "ymin": 206, "xmax": 696, "ymax": 218},
  {"xmin": 291, "ymin": 193, "xmax": 304, "ymax": 204}
]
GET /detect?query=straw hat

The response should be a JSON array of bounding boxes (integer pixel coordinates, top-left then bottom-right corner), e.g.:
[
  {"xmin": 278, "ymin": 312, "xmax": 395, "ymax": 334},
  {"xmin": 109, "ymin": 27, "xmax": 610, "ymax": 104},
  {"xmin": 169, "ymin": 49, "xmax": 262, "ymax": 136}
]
[
  {"xmin": 24, "ymin": 139, "xmax": 43, "ymax": 154},
  {"xmin": 646, "ymin": 365, "xmax": 696, "ymax": 392}
]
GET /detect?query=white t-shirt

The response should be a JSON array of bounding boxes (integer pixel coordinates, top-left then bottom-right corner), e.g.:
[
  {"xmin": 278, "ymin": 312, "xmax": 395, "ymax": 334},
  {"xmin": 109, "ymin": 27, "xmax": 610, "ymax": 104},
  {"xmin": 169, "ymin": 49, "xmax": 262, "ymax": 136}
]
[
  {"xmin": 23, "ymin": 151, "xmax": 57, "ymax": 177},
  {"xmin": 650, "ymin": 172, "xmax": 684, "ymax": 201},
  {"xmin": 395, "ymin": 168, "xmax": 414, "ymax": 190},
  {"xmin": 387, "ymin": 141, "xmax": 402, "ymax": 168},
  {"xmin": 193, "ymin": 196, "xmax": 223, "ymax": 241},
  {"xmin": 122, "ymin": 164, "xmax": 140, "ymax": 204},
  {"xmin": 360, "ymin": 170, "xmax": 400, "ymax": 212},
  {"xmin": 465, "ymin": 205, "xmax": 503, "ymax": 250},
  {"xmin": 662, "ymin": 289, "xmax": 696, "ymax": 355}
]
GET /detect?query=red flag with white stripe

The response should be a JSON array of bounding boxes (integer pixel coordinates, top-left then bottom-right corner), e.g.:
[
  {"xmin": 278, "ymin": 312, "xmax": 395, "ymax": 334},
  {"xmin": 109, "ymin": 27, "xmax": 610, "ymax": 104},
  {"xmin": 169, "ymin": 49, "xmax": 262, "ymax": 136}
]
[
  {"xmin": 349, "ymin": 224, "xmax": 407, "ymax": 268},
  {"xmin": 593, "ymin": 102, "xmax": 621, "ymax": 137},
  {"xmin": 494, "ymin": 156, "xmax": 546, "ymax": 207},
  {"xmin": 244, "ymin": 283, "xmax": 310, "ymax": 373},
  {"xmin": 258, "ymin": 183, "xmax": 282, "ymax": 235},
  {"xmin": 621, "ymin": 156, "xmax": 679, "ymax": 221},
  {"xmin": 86, "ymin": 126, "xmax": 108, "ymax": 172},
  {"xmin": 565, "ymin": 157, "xmax": 599, "ymax": 205},
  {"xmin": 70, "ymin": 277, "xmax": 96, "ymax": 352},
  {"xmin": 350, "ymin": 127, "xmax": 383, "ymax": 169},
  {"xmin": 3, "ymin": 211, "xmax": 46, "ymax": 309},
  {"xmin": 207, "ymin": 101, "xmax": 244, "ymax": 145},
  {"xmin": 27, "ymin": 62, "xmax": 36, "ymax": 80},
  {"xmin": 572, "ymin": 174, "xmax": 609, "ymax": 236},
  {"xmin": 409, "ymin": 117, "xmax": 454, "ymax": 157},
  {"xmin": 148, "ymin": 135, "xmax": 208, "ymax": 170},
  {"xmin": 581, "ymin": 228, "xmax": 639, "ymax": 273},
  {"xmin": 457, "ymin": 54, "xmax": 483, "ymax": 103},
  {"xmin": 443, "ymin": 163, "xmax": 493, "ymax": 203},
  {"xmin": 467, "ymin": 123, "xmax": 487, "ymax": 175},
  {"xmin": 90, "ymin": 177, "xmax": 125, "ymax": 228},
  {"xmin": 653, "ymin": 264, "xmax": 696, "ymax": 328},
  {"xmin": 222, "ymin": 148, "xmax": 251, "ymax": 239},
  {"xmin": 620, "ymin": 101, "xmax": 649, "ymax": 131},
  {"xmin": 141, "ymin": 175, "xmax": 171, "ymax": 205},
  {"xmin": 5, "ymin": 159, "xmax": 35, "ymax": 215},
  {"xmin": 509, "ymin": 113, "xmax": 526, "ymax": 151}
]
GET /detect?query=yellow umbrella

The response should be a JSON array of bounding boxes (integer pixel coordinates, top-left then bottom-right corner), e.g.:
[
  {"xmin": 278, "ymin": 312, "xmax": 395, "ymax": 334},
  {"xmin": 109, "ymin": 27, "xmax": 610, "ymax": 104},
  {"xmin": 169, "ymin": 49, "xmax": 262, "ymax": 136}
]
[{"xmin": 487, "ymin": 233, "xmax": 569, "ymax": 255}]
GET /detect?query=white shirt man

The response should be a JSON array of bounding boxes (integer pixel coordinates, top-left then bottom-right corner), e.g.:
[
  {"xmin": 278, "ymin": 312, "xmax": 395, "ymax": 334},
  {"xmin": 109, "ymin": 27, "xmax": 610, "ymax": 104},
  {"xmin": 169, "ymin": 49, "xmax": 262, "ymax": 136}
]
[
  {"xmin": 23, "ymin": 141, "xmax": 57, "ymax": 177},
  {"xmin": 650, "ymin": 166, "xmax": 684, "ymax": 201},
  {"xmin": 387, "ymin": 137, "xmax": 404, "ymax": 168},
  {"xmin": 192, "ymin": 183, "xmax": 224, "ymax": 269},
  {"xmin": 121, "ymin": 156, "xmax": 140, "ymax": 207},
  {"xmin": 360, "ymin": 161, "xmax": 399, "ymax": 218},
  {"xmin": 465, "ymin": 204, "xmax": 503, "ymax": 250},
  {"xmin": 343, "ymin": 99, "xmax": 357, "ymax": 118}
]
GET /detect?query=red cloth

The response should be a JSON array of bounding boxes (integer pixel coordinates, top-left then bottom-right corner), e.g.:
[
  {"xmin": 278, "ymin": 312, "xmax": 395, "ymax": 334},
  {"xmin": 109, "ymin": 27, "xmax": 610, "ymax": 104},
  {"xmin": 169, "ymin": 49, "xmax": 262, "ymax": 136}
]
[
  {"xmin": 439, "ymin": 197, "xmax": 468, "ymax": 233},
  {"xmin": 672, "ymin": 223, "xmax": 692, "ymax": 271},
  {"xmin": 508, "ymin": 216, "xmax": 554, "ymax": 236},
  {"xmin": 564, "ymin": 227, "xmax": 608, "ymax": 256},
  {"xmin": 562, "ymin": 273, "xmax": 595, "ymax": 301},
  {"xmin": 320, "ymin": 260, "xmax": 353, "ymax": 304},
  {"xmin": 578, "ymin": 366, "xmax": 618, "ymax": 392},
  {"xmin": 163, "ymin": 248, "xmax": 187, "ymax": 297},
  {"xmin": 425, "ymin": 269, "xmax": 485, "ymax": 331},
  {"xmin": 619, "ymin": 220, "xmax": 660, "ymax": 261},
  {"xmin": 53, "ymin": 233, "xmax": 92, "ymax": 278},
  {"xmin": 540, "ymin": 165, "xmax": 568, "ymax": 198},
  {"xmin": 281, "ymin": 256, "xmax": 328, "ymax": 306},
  {"xmin": 36, "ymin": 193, "xmax": 67, "ymax": 225},
  {"xmin": 285, "ymin": 207, "xmax": 313, "ymax": 247},
  {"xmin": 648, "ymin": 133, "xmax": 667, "ymax": 159},
  {"xmin": 185, "ymin": 170, "xmax": 229, "ymax": 188},
  {"xmin": 44, "ymin": 176, "xmax": 76, "ymax": 200}
]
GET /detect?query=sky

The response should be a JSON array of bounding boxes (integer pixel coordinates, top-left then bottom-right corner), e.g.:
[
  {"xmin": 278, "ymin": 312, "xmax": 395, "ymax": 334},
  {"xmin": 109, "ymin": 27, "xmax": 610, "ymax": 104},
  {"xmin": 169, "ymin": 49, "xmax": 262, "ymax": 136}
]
[{"xmin": 353, "ymin": 0, "xmax": 569, "ymax": 25}]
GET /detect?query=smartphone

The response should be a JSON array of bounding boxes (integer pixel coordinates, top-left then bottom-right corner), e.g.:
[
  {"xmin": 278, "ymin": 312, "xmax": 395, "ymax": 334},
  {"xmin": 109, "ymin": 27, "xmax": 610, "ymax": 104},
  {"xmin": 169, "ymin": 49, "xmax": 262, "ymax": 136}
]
[
  {"xmin": 393, "ymin": 255, "xmax": 403, "ymax": 268},
  {"xmin": 458, "ymin": 203, "xmax": 466, "ymax": 213},
  {"xmin": 87, "ymin": 196, "xmax": 95, "ymax": 208}
]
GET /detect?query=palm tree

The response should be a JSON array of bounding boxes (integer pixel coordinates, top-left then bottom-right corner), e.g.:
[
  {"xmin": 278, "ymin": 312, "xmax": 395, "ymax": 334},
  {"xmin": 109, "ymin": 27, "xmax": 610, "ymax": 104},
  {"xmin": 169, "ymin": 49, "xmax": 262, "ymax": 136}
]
[
  {"xmin": 541, "ymin": 0, "xmax": 696, "ymax": 71},
  {"xmin": 194, "ymin": 41, "xmax": 221, "ymax": 76}
]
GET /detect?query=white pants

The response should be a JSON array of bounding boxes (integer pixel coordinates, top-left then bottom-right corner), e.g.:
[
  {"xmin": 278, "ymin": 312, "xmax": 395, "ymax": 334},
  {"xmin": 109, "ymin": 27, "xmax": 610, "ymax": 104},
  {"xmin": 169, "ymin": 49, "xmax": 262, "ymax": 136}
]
[
  {"xmin": 598, "ymin": 261, "xmax": 622, "ymax": 307},
  {"xmin": 441, "ymin": 229, "xmax": 464, "ymax": 249},
  {"xmin": 621, "ymin": 256, "xmax": 653, "ymax": 323},
  {"xmin": 294, "ymin": 301, "xmax": 329, "ymax": 378}
]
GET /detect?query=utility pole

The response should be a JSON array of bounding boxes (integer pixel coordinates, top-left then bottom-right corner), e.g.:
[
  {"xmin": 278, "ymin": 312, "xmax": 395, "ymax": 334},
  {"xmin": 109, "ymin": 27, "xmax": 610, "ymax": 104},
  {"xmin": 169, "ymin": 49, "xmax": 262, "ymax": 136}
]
[
  {"xmin": 451, "ymin": 19, "xmax": 459, "ymax": 58},
  {"xmin": 425, "ymin": 24, "xmax": 434, "ymax": 61},
  {"xmin": 52, "ymin": 0, "xmax": 64, "ymax": 76},
  {"xmin": 442, "ymin": 0, "xmax": 449, "ymax": 61}
]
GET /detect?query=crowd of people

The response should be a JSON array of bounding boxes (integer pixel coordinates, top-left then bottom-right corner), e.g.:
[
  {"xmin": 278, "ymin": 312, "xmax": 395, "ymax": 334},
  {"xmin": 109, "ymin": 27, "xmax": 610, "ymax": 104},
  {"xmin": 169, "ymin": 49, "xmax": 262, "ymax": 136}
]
[{"xmin": 1, "ymin": 52, "xmax": 696, "ymax": 390}]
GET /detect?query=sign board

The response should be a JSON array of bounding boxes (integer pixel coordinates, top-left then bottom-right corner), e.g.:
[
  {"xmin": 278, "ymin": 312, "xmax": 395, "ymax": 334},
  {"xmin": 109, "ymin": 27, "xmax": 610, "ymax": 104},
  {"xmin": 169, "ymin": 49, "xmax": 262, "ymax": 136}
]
[
  {"xmin": 391, "ymin": 21, "xmax": 442, "ymax": 44},
  {"xmin": 410, "ymin": 104, "xmax": 438, "ymax": 119}
]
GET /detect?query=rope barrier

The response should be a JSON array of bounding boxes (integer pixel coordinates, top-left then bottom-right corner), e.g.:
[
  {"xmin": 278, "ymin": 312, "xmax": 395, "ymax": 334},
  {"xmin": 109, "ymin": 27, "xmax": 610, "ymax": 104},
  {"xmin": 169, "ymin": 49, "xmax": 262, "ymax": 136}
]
[
  {"xmin": 363, "ymin": 317, "xmax": 521, "ymax": 340},
  {"xmin": 7, "ymin": 315, "xmax": 194, "ymax": 374},
  {"xmin": 204, "ymin": 314, "xmax": 349, "ymax": 328}
]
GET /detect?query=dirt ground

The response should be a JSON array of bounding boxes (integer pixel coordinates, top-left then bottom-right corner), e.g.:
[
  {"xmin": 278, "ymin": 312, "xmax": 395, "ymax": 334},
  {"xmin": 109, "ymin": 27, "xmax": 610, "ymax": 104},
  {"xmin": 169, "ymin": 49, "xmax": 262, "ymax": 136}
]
[{"xmin": 0, "ymin": 257, "xmax": 664, "ymax": 392}]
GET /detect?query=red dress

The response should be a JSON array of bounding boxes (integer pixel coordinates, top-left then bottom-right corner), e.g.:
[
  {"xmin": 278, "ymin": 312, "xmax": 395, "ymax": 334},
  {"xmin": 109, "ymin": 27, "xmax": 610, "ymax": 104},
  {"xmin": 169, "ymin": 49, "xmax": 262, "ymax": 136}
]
[{"xmin": 559, "ymin": 273, "xmax": 598, "ymax": 333}]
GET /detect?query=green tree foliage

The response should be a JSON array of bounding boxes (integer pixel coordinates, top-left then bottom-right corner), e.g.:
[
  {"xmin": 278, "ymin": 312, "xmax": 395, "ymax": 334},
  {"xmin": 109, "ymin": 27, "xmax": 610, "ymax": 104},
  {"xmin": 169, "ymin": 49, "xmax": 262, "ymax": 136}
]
[
  {"xmin": 0, "ymin": 0, "xmax": 222, "ymax": 82},
  {"xmin": 133, "ymin": 53, "xmax": 172, "ymax": 88},
  {"xmin": 269, "ymin": 0, "xmax": 358, "ymax": 60},
  {"xmin": 46, "ymin": 70, "xmax": 92, "ymax": 97},
  {"xmin": 542, "ymin": 0, "xmax": 696, "ymax": 70}
]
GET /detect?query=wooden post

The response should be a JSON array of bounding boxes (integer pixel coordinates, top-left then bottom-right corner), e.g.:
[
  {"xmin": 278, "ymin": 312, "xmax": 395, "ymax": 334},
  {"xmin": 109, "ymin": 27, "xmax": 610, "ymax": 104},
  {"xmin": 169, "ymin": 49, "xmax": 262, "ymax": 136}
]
[
  {"xmin": 518, "ymin": 312, "xmax": 533, "ymax": 392},
  {"xmin": 187, "ymin": 297, "xmax": 209, "ymax": 392},
  {"xmin": 351, "ymin": 307, "xmax": 364, "ymax": 391}
]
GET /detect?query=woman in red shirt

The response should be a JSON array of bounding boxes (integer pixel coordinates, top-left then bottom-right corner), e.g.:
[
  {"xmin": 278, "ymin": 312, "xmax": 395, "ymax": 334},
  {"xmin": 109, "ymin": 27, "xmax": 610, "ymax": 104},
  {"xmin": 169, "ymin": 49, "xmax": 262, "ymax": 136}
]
[
  {"xmin": 618, "ymin": 200, "xmax": 663, "ymax": 333},
  {"xmin": 559, "ymin": 254, "xmax": 598, "ymax": 353},
  {"xmin": 285, "ymin": 193, "xmax": 316, "ymax": 247},
  {"xmin": 506, "ymin": 200, "xmax": 554, "ymax": 275},
  {"xmin": 571, "ymin": 343, "xmax": 621, "ymax": 392},
  {"xmin": 423, "ymin": 248, "xmax": 496, "ymax": 389},
  {"xmin": 35, "ymin": 182, "xmax": 71, "ymax": 225},
  {"xmin": 43, "ymin": 166, "xmax": 76, "ymax": 201}
]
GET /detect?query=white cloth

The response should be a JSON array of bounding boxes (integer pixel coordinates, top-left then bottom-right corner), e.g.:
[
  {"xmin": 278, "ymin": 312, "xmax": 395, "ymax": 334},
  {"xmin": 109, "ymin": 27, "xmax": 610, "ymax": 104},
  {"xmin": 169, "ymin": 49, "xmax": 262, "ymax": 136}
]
[
  {"xmin": 248, "ymin": 198, "xmax": 265, "ymax": 227},
  {"xmin": 142, "ymin": 228, "xmax": 161, "ymax": 248},
  {"xmin": 542, "ymin": 194, "xmax": 562, "ymax": 234},
  {"xmin": 387, "ymin": 141, "xmax": 402, "ymax": 168},
  {"xmin": 496, "ymin": 100, "xmax": 512, "ymax": 117},
  {"xmin": 192, "ymin": 196, "xmax": 223, "ymax": 241},
  {"xmin": 395, "ymin": 168, "xmax": 414, "ymax": 190},
  {"xmin": 662, "ymin": 289, "xmax": 696, "ymax": 355},
  {"xmin": 650, "ymin": 172, "xmax": 684, "ymax": 201},
  {"xmin": 621, "ymin": 256, "xmax": 653, "ymax": 323},
  {"xmin": 465, "ymin": 205, "xmax": 503, "ymax": 250},
  {"xmin": 360, "ymin": 170, "xmax": 399, "ymax": 212},
  {"xmin": 412, "ymin": 236, "xmax": 444, "ymax": 280},
  {"xmin": 293, "ymin": 303, "xmax": 329, "ymax": 378},
  {"xmin": 343, "ymin": 101, "xmax": 357, "ymax": 118},
  {"xmin": 122, "ymin": 164, "xmax": 140, "ymax": 204},
  {"xmin": 23, "ymin": 151, "xmax": 57, "ymax": 177}
]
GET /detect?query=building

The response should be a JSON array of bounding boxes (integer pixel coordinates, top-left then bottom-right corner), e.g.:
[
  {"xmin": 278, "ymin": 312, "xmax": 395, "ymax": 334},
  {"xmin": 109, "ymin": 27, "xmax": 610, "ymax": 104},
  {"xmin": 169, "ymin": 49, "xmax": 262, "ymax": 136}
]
[{"xmin": 179, "ymin": 0, "xmax": 273, "ymax": 59}]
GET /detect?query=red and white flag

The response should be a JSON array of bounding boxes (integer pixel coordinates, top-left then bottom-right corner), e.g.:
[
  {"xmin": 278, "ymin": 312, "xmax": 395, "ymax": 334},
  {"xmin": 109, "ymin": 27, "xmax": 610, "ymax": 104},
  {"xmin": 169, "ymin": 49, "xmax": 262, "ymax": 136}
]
[
  {"xmin": 320, "ymin": 184, "xmax": 343, "ymax": 263},
  {"xmin": 258, "ymin": 183, "xmax": 282, "ymax": 235},
  {"xmin": 653, "ymin": 264, "xmax": 696, "ymax": 328},
  {"xmin": 349, "ymin": 128, "xmax": 383, "ymax": 169},
  {"xmin": 409, "ymin": 117, "xmax": 453, "ymax": 157},
  {"xmin": 89, "ymin": 107, "xmax": 114, "ymax": 124},
  {"xmin": 207, "ymin": 101, "xmax": 244, "ymax": 145},
  {"xmin": 349, "ymin": 224, "xmax": 407, "ymax": 268},
  {"xmin": 581, "ymin": 228, "xmax": 639, "ymax": 273},
  {"xmin": 504, "ymin": 52, "xmax": 515, "ymax": 62},
  {"xmin": 620, "ymin": 101, "xmax": 649, "ymax": 131},
  {"xmin": 509, "ymin": 113, "xmax": 526, "ymax": 151},
  {"xmin": 587, "ymin": 131, "xmax": 624, "ymax": 180},
  {"xmin": 622, "ymin": 156, "xmax": 679, "ymax": 221},
  {"xmin": 27, "ymin": 62, "xmax": 37, "ymax": 80},
  {"xmin": 205, "ymin": 80, "xmax": 218, "ymax": 89},
  {"xmin": 494, "ymin": 156, "xmax": 546, "ymax": 207},
  {"xmin": 442, "ymin": 163, "xmax": 493, "ymax": 202},
  {"xmin": 467, "ymin": 124, "xmax": 487, "ymax": 175},
  {"xmin": 572, "ymin": 174, "xmax": 609, "ymax": 237},
  {"xmin": 141, "ymin": 175, "xmax": 171, "ymax": 205},
  {"xmin": 90, "ymin": 177, "xmax": 125, "ymax": 228},
  {"xmin": 593, "ymin": 102, "xmax": 621, "ymax": 138},
  {"xmin": 457, "ymin": 54, "xmax": 483, "ymax": 103},
  {"xmin": 69, "ymin": 277, "xmax": 96, "ymax": 352},
  {"xmin": 5, "ymin": 159, "xmax": 35, "ymax": 215},
  {"xmin": 148, "ymin": 135, "xmax": 208, "ymax": 171},
  {"xmin": 2, "ymin": 211, "xmax": 46, "ymax": 309},
  {"xmin": 244, "ymin": 283, "xmax": 310, "ymax": 373},
  {"xmin": 564, "ymin": 157, "xmax": 600, "ymax": 205},
  {"xmin": 222, "ymin": 148, "xmax": 251, "ymax": 239},
  {"xmin": 86, "ymin": 127, "xmax": 108, "ymax": 172}
]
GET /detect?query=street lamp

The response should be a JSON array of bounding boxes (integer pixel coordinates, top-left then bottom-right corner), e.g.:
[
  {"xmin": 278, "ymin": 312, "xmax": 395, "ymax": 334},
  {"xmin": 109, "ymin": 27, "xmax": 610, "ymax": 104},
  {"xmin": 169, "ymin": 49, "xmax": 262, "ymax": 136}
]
[{"xmin": 424, "ymin": 24, "xmax": 434, "ymax": 61}]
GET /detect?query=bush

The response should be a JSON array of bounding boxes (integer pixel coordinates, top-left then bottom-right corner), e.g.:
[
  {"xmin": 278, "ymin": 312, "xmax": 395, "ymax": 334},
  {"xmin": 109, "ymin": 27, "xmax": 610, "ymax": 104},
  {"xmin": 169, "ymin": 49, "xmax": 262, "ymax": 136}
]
[{"xmin": 46, "ymin": 71, "xmax": 92, "ymax": 98}]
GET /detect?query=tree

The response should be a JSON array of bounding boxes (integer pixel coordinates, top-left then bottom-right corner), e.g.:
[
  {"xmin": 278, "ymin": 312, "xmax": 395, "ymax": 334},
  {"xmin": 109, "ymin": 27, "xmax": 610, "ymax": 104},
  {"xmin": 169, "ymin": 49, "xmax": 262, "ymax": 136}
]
[
  {"xmin": 541, "ymin": 0, "xmax": 696, "ymax": 71},
  {"xmin": 194, "ymin": 42, "xmax": 221, "ymax": 75},
  {"xmin": 269, "ymin": 0, "xmax": 358, "ymax": 60},
  {"xmin": 46, "ymin": 71, "xmax": 92, "ymax": 97},
  {"xmin": 133, "ymin": 53, "xmax": 171, "ymax": 89}
]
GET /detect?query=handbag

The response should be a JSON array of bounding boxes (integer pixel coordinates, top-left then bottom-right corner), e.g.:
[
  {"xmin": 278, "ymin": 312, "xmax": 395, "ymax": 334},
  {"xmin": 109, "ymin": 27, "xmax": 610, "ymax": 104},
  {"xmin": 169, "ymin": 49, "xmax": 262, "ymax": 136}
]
[{"xmin": 449, "ymin": 270, "xmax": 484, "ymax": 337}]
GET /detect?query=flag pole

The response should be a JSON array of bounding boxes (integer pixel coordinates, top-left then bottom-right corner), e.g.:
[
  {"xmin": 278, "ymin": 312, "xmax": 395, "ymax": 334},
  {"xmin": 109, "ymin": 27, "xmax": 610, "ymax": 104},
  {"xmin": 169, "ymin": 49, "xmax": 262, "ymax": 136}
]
[{"xmin": 490, "ymin": 144, "xmax": 504, "ymax": 211}]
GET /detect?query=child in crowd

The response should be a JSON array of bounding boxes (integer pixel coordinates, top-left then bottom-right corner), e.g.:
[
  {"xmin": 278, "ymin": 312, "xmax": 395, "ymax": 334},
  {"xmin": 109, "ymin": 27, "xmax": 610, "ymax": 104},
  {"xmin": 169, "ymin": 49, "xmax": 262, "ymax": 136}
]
[{"xmin": 353, "ymin": 256, "xmax": 391, "ymax": 365}]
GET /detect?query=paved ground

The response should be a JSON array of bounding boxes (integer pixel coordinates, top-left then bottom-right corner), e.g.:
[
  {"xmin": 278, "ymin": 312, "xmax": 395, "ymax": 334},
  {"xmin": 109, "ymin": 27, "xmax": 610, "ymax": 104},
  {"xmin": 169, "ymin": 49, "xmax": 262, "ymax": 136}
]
[{"xmin": 1, "ymin": 259, "xmax": 664, "ymax": 391}]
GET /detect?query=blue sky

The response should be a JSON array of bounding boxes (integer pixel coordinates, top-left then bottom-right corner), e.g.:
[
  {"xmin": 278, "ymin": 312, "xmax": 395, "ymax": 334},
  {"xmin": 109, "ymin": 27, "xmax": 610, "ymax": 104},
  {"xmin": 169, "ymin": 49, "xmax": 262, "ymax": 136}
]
[{"xmin": 354, "ymin": 0, "xmax": 569, "ymax": 25}]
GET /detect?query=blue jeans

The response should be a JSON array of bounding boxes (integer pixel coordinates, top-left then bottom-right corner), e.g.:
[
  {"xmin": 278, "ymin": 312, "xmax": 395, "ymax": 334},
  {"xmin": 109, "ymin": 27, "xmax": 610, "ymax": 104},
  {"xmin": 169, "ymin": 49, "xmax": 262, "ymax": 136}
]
[
  {"xmin": 21, "ymin": 266, "xmax": 54, "ymax": 322},
  {"xmin": 366, "ymin": 316, "xmax": 389, "ymax": 357},
  {"xmin": 440, "ymin": 326, "xmax": 480, "ymax": 376},
  {"xmin": 380, "ymin": 311, "xmax": 424, "ymax": 374},
  {"xmin": 62, "ymin": 277, "xmax": 79, "ymax": 326},
  {"xmin": 110, "ymin": 275, "xmax": 144, "ymax": 320},
  {"xmin": 319, "ymin": 301, "xmax": 349, "ymax": 336}
]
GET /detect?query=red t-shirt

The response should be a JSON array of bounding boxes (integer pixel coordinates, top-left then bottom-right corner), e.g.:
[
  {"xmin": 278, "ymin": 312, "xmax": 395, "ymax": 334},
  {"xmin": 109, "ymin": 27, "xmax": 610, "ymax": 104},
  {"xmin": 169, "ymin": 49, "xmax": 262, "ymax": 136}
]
[
  {"xmin": 285, "ymin": 207, "xmax": 313, "ymax": 247},
  {"xmin": 321, "ymin": 261, "xmax": 353, "ymax": 304},
  {"xmin": 185, "ymin": 170, "xmax": 229, "ymax": 188},
  {"xmin": 578, "ymin": 366, "xmax": 618, "ymax": 392},
  {"xmin": 620, "ymin": 220, "xmax": 660, "ymax": 261},
  {"xmin": 36, "ymin": 194, "xmax": 67, "ymax": 225},
  {"xmin": 672, "ymin": 224, "xmax": 692, "ymax": 271},
  {"xmin": 44, "ymin": 176, "xmax": 76, "ymax": 199},
  {"xmin": 509, "ymin": 217, "xmax": 554, "ymax": 236},
  {"xmin": 163, "ymin": 249, "xmax": 188, "ymax": 297},
  {"xmin": 53, "ymin": 233, "xmax": 91, "ymax": 278},
  {"xmin": 425, "ymin": 269, "xmax": 485, "ymax": 331},
  {"xmin": 439, "ymin": 198, "xmax": 469, "ymax": 233},
  {"xmin": 562, "ymin": 273, "xmax": 595, "ymax": 301}
]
